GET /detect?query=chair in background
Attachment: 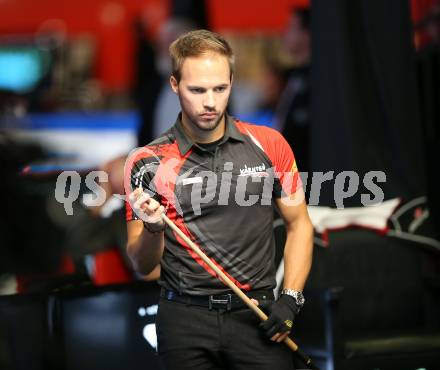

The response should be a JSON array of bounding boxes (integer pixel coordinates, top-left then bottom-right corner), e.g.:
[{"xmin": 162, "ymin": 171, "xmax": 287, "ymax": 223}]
[{"xmin": 275, "ymin": 226, "xmax": 440, "ymax": 370}]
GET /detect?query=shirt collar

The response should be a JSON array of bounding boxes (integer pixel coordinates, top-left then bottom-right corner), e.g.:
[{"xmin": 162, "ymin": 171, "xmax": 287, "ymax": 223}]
[{"xmin": 172, "ymin": 112, "xmax": 244, "ymax": 156}]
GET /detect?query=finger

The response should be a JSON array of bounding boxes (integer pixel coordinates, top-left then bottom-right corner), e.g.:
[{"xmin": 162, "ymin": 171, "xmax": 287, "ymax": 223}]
[
  {"xmin": 149, "ymin": 206, "xmax": 165, "ymax": 223},
  {"xmin": 276, "ymin": 332, "xmax": 290, "ymax": 343},
  {"xmin": 271, "ymin": 332, "xmax": 281, "ymax": 342},
  {"xmin": 265, "ymin": 322, "xmax": 283, "ymax": 338},
  {"xmin": 128, "ymin": 189, "xmax": 141, "ymax": 203},
  {"xmin": 133, "ymin": 192, "xmax": 151, "ymax": 209},
  {"xmin": 132, "ymin": 191, "xmax": 150, "ymax": 206},
  {"xmin": 144, "ymin": 199, "xmax": 163, "ymax": 216},
  {"xmin": 141, "ymin": 203, "xmax": 165, "ymax": 222},
  {"xmin": 141, "ymin": 204, "xmax": 156, "ymax": 219},
  {"xmin": 133, "ymin": 187, "xmax": 146, "ymax": 200},
  {"xmin": 251, "ymin": 298, "xmax": 259, "ymax": 306}
]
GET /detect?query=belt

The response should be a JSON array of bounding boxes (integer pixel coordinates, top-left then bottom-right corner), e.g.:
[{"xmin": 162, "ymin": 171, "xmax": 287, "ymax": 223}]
[{"xmin": 160, "ymin": 288, "xmax": 274, "ymax": 311}]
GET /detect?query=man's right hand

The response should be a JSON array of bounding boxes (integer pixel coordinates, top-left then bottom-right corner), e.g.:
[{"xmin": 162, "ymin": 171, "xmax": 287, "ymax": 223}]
[
  {"xmin": 129, "ymin": 188, "xmax": 165, "ymax": 230},
  {"xmin": 126, "ymin": 188, "xmax": 165, "ymax": 274}
]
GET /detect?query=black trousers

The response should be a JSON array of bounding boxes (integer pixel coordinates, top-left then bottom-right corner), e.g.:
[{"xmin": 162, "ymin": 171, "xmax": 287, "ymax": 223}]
[{"xmin": 156, "ymin": 298, "xmax": 295, "ymax": 370}]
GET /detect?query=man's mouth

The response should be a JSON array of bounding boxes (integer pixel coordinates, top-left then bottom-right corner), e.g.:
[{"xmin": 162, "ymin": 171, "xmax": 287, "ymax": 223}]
[{"xmin": 199, "ymin": 112, "xmax": 218, "ymax": 119}]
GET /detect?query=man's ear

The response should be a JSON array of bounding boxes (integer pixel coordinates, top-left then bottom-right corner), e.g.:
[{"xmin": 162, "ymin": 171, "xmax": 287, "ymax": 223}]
[{"xmin": 170, "ymin": 75, "xmax": 178, "ymax": 94}]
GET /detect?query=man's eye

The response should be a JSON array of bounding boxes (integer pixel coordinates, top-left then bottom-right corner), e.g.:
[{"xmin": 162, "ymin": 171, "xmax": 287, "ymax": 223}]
[
  {"xmin": 214, "ymin": 87, "xmax": 227, "ymax": 92},
  {"xmin": 190, "ymin": 88, "xmax": 204, "ymax": 94}
]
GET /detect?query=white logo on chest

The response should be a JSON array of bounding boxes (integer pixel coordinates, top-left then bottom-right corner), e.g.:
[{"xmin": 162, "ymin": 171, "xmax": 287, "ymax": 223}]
[{"xmin": 239, "ymin": 163, "xmax": 268, "ymax": 177}]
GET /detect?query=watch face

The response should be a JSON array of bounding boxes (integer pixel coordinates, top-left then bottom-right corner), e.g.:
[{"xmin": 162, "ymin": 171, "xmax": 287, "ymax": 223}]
[{"xmin": 296, "ymin": 292, "xmax": 305, "ymax": 306}]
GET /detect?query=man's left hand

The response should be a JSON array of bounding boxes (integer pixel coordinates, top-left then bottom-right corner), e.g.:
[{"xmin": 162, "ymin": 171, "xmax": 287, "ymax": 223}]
[{"xmin": 259, "ymin": 295, "xmax": 299, "ymax": 342}]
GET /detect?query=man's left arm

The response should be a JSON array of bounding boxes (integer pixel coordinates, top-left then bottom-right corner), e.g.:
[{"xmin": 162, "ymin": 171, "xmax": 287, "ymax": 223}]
[
  {"xmin": 276, "ymin": 193, "xmax": 313, "ymax": 292},
  {"xmin": 260, "ymin": 191, "xmax": 313, "ymax": 343}
]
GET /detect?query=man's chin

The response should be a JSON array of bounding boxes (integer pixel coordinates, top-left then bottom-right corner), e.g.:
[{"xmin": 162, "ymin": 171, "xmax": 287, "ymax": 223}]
[
  {"xmin": 195, "ymin": 115, "xmax": 223, "ymax": 131},
  {"xmin": 196, "ymin": 122, "xmax": 219, "ymax": 131}
]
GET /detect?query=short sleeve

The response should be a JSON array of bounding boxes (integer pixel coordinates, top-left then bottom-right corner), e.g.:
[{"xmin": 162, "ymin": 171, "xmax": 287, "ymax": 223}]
[
  {"xmin": 235, "ymin": 122, "xmax": 303, "ymax": 199},
  {"xmin": 269, "ymin": 131, "xmax": 302, "ymax": 198}
]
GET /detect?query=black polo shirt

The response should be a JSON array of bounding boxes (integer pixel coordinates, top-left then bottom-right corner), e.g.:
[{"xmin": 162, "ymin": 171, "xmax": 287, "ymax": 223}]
[{"xmin": 126, "ymin": 114, "xmax": 301, "ymax": 295}]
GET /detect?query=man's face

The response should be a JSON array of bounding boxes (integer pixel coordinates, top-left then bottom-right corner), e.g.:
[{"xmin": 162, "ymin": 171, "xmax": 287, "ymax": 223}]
[{"xmin": 170, "ymin": 53, "xmax": 232, "ymax": 136}]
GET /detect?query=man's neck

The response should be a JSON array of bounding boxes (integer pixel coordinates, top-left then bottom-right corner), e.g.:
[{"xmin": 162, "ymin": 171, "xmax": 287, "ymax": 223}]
[{"xmin": 181, "ymin": 112, "xmax": 226, "ymax": 144}]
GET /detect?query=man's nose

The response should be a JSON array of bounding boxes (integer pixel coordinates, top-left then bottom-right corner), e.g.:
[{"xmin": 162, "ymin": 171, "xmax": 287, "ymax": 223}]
[{"xmin": 203, "ymin": 91, "xmax": 215, "ymax": 109}]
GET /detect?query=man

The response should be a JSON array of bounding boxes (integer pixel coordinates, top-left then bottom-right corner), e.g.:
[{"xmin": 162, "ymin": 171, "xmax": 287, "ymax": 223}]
[{"xmin": 125, "ymin": 30, "xmax": 313, "ymax": 370}]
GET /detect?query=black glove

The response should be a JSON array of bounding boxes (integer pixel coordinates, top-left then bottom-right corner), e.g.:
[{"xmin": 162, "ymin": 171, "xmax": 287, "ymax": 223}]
[{"xmin": 259, "ymin": 295, "xmax": 299, "ymax": 339}]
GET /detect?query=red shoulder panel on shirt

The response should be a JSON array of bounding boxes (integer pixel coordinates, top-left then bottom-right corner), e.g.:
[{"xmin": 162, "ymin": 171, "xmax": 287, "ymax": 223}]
[{"xmin": 234, "ymin": 119, "xmax": 302, "ymax": 196}]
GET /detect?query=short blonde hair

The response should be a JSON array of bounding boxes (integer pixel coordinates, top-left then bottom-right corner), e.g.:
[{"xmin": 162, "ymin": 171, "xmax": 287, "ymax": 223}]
[{"xmin": 169, "ymin": 29, "xmax": 235, "ymax": 82}]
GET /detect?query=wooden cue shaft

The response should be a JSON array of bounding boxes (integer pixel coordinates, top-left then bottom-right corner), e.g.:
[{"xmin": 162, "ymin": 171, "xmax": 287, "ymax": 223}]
[{"xmin": 160, "ymin": 213, "xmax": 299, "ymax": 353}]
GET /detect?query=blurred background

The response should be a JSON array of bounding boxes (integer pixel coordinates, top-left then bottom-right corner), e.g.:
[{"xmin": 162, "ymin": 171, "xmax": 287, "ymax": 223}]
[{"xmin": 0, "ymin": 0, "xmax": 440, "ymax": 369}]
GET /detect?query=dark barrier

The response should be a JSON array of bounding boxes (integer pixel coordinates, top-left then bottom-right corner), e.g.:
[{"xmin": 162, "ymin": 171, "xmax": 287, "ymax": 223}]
[
  {"xmin": 0, "ymin": 281, "xmax": 163, "ymax": 370},
  {"xmin": 0, "ymin": 293, "xmax": 48, "ymax": 370}
]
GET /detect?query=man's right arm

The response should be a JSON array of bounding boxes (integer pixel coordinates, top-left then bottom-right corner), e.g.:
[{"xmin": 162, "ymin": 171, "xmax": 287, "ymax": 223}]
[{"xmin": 126, "ymin": 189, "xmax": 165, "ymax": 275}]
